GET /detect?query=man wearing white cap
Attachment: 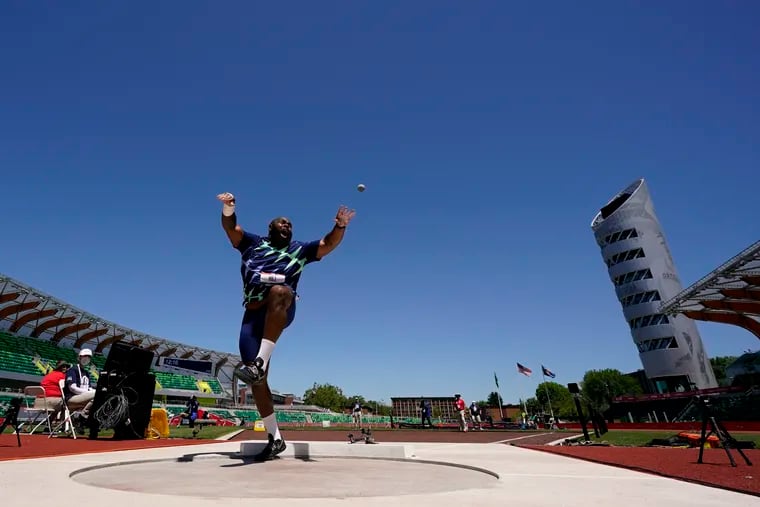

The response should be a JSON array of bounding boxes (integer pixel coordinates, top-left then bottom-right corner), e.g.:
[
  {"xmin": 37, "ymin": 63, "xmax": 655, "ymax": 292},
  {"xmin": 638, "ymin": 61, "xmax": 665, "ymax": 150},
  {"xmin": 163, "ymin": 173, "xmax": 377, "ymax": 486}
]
[{"xmin": 64, "ymin": 348, "xmax": 96, "ymax": 420}]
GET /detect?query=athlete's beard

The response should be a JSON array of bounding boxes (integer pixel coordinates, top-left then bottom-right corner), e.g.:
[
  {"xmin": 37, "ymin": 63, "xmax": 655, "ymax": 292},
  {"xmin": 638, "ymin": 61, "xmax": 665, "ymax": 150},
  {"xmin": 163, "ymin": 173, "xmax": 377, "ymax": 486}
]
[{"xmin": 269, "ymin": 230, "xmax": 291, "ymax": 248}]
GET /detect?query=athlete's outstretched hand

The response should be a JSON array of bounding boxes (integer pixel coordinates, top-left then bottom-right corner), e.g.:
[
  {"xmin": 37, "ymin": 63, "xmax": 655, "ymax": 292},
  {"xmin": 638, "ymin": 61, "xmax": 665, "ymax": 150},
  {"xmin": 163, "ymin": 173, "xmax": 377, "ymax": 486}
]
[
  {"xmin": 335, "ymin": 205, "xmax": 356, "ymax": 228},
  {"xmin": 217, "ymin": 192, "xmax": 235, "ymax": 205}
]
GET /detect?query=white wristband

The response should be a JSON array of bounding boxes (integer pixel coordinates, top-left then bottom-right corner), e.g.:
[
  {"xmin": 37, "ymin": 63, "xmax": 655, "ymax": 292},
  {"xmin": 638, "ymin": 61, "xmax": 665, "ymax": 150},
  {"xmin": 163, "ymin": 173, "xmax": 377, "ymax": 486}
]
[{"xmin": 222, "ymin": 203, "xmax": 236, "ymax": 216}]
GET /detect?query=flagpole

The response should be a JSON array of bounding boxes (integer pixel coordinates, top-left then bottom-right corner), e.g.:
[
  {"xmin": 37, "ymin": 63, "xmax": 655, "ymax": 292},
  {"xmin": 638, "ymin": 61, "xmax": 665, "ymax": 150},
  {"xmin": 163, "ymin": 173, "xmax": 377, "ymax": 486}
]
[
  {"xmin": 542, "ymin": 372, "xmax": 556, "ymax": 423},
  {"xmin": 522, "ymin": 373, "xmax": 529, "ymax": 424},
  {"xmin": 493, "ymin": 372, "xmax": 505, "ymax": 421},
  {"xmin": 516, "ymin": 363, "xmax": 532, "ymax": 424}
]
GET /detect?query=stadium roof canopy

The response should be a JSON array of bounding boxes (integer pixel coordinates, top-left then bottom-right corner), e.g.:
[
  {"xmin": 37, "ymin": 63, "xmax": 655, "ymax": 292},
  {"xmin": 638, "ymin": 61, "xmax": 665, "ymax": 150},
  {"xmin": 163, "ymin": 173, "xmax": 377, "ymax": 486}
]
[
  {"xmin": 660, "ymin": 240, "xmax": 760, "ymax": 339},
  {"xmin": 0, "ymin": 272, "xmax": 243, "ymax": 373}
]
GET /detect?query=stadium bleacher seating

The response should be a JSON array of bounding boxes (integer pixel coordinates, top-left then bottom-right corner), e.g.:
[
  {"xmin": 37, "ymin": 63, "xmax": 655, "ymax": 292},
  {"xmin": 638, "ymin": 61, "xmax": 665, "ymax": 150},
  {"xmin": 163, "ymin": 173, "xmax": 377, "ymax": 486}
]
[
  {"xmin": 204, "ymin": 378, "xmax": 224, "ymax": 394},
  {"xmin": 233, "ymin": 409, "xmax": 261, "ymax": 421},
  {"xmin": 1, "ymin": 330, "xmax": 399, "ymax": 427},
  {"xmin": 0, "ymin": 331, "xmax": 225, "ymax": 396},
  {"xmin": 0, "ymin": 350, "xmax": 44, "ymax": 376},
  {"xmin": 154, "ymin": 371, "xmax": 198, "ymax": 391}
]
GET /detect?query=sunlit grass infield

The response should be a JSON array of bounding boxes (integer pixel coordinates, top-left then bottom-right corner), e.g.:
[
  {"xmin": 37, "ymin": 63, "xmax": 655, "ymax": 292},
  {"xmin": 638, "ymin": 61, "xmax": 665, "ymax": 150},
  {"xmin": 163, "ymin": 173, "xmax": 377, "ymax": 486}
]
[{"xmin": 590, "ymin": 430, "xmax": 760, "ymax": 447}]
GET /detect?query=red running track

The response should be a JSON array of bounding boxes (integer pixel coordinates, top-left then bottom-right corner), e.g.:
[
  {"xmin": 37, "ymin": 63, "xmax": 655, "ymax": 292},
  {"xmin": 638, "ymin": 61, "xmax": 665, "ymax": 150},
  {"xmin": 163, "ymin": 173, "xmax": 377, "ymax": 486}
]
[
  {"xmin": 0, "ymin": 433, "xmax": 213, "ymax": 461},
  {"xmin": 522, "ymin": 444, "xmax": 759, "ymax": 497}
]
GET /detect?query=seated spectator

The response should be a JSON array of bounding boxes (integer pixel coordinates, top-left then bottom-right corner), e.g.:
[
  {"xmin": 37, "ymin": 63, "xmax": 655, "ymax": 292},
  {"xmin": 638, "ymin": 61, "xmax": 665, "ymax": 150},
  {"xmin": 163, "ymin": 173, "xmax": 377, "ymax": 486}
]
[
  {"xmin": 64, "ymin": 349, "xmax": 96, "ymax": 423},
  {"xmin": 177, "ymin": 395, "xmax": 200, "ymax": 428},
  {"xmin": 40, "ymin": 360, "xmax": 68, "ymax": 413}
]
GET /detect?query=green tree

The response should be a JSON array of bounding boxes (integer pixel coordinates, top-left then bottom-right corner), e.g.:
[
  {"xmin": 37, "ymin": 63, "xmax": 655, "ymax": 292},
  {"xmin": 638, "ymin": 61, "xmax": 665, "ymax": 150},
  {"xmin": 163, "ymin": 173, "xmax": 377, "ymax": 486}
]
[
  {"xmin": 347, "ymin": 395, "xmax": 367, "ymax": 406},
  {"xmin": 710, "ymin": 356, "xmax": 738, "ymax": 386},
  {"xmin": 535, "ymin": 382, "xmax": 574, "ymax": 418},
  {"xmin": 581, "ymin": 369, "xmax": 642, "ymax": 412},
  {"xmin": 524, "ymin": 397, "xmax": 541, "ymax": 414},
  {"xmin": 365, "ymin": 399, "xmax": 392, "ymax": 416},
  {"xmin": 487, "ymin": 391, "xmax": 502, "ymax": 406},
  {"xmin": 303, "ymin": 383, "xmax": 347, "ymax": 411}
]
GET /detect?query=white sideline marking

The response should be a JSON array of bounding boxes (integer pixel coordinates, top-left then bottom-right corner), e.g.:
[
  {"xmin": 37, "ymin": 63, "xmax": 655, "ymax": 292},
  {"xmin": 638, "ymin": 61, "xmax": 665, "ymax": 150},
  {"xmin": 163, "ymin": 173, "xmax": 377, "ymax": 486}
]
[{"xmin": 492, "ymin": 433, "xmax": 556, "ymax": 444}]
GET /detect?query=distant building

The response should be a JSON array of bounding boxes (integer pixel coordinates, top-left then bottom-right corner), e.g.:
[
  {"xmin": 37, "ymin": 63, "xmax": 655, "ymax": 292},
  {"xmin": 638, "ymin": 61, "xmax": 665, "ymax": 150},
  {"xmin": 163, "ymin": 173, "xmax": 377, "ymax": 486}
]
[
  {"xmin": 591, "ymin": 179, "xmax": 717, "ymax": 392},
  {"xmin": 391, "ymin": 396, "xmax": 459, "ymax": 421},
  {"xmin": 725, "ymin": 351, "xmax": 760, "ymax": 386}
]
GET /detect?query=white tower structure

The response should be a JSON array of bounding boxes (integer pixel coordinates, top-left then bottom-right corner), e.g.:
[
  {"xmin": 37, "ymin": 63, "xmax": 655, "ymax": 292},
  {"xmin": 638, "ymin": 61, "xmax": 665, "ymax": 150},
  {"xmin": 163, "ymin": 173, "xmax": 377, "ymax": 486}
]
[{"xmin": 591, "ymin": 179, "xmax": 717, "ymax": 391}]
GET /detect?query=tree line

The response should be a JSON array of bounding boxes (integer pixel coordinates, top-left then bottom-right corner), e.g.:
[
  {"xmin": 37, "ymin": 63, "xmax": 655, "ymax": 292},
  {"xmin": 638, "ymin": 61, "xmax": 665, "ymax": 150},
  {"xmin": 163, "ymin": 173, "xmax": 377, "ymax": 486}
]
[
  {"xmin": 302, "ymin": 382, "xmax": 392, "ymax": 415},
  {"xmin": 301, "ymin": 356, "xmax": 739, "ymax": 416},
  {"xmin": 479, "ymin": 356, "xmax": 739, "ymax": 419}
]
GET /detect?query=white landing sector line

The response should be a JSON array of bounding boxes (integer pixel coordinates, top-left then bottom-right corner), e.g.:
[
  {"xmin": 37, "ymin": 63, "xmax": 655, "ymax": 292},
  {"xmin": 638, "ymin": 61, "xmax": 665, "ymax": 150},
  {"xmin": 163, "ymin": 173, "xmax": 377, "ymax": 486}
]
[{"xmin": 491, "ymin": 433, "xmax": 558, "ymax": 444}]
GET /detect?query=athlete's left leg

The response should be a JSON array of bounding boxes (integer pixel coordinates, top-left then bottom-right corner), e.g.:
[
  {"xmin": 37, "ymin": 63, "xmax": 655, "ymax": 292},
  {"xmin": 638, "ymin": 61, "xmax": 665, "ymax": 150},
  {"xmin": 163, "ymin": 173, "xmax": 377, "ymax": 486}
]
[{"xmin": 250, "ymin": 378, "xmax": 286, "ymax": 461}]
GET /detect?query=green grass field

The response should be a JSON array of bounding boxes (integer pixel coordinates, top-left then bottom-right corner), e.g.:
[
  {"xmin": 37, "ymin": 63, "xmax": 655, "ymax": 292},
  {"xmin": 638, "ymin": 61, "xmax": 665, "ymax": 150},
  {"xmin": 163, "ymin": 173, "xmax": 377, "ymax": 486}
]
[{"xmin": 590, "ymin": 430, "xmax": 760, "ymax": 447}]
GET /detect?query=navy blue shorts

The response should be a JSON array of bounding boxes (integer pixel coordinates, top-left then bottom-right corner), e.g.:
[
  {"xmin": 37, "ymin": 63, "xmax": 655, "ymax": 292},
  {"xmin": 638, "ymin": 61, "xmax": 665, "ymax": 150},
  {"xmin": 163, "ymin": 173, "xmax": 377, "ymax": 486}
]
[{"xmin": 238, "ymin": 299, "xmax": 297, "ymax": 363}]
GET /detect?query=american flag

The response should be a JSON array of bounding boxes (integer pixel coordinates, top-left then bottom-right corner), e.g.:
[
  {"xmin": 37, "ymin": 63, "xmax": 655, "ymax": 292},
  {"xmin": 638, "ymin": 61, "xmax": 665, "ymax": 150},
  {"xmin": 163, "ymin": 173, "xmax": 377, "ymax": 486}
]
[
  {"xmin": 516, "ymin": 363, "xmax": 532, "ymax": 376},
  {"xmin": 541, "ymin": 365, "xmax": 556, "ymax": 378}
]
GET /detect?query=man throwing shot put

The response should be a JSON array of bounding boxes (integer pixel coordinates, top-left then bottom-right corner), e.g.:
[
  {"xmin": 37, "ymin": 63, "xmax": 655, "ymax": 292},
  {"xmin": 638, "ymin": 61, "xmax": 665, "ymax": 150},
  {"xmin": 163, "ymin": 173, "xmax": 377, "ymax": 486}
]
[{"xmin": 217, "ymin": 192, "xmax": 355, "ymax": 461}]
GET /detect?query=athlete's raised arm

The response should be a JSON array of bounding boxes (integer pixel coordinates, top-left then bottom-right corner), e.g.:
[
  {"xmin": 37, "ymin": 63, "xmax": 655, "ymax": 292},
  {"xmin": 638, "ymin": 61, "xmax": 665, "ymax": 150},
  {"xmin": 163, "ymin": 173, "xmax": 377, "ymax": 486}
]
[
  {"xmin": 317, "ymin": 205, "xmax": 356, "ymax": 259},
  {"xmin": 217, "ymin": 192, "xmax": 244, "ymax": 248}
]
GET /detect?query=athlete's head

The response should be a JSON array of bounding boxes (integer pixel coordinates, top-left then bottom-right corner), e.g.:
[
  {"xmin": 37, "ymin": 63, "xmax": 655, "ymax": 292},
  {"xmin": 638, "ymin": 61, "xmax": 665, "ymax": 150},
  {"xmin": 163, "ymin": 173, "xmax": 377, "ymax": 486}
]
[{"xmin": 268, "ymin": 216, "xmax": 292, "ymax": 247}]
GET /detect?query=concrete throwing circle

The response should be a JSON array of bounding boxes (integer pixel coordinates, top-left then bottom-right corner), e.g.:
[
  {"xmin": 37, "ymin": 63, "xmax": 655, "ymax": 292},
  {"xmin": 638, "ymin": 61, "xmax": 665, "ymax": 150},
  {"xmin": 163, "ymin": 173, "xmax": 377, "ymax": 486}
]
[{"xmin": 71, "ymin": 456, "xmax": 498, "ymax": 499}]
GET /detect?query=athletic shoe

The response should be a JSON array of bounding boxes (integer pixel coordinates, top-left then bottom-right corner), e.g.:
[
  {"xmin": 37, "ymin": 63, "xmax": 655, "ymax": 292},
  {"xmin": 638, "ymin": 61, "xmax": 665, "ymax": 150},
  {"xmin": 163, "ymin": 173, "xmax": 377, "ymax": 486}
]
[
  {"xmin": 236, "ymin": 358, "xmax": 267, "ymax": 385},
  {"xmin": 253, "ymin": 433, "xmax": 287, "ymax": 461}
]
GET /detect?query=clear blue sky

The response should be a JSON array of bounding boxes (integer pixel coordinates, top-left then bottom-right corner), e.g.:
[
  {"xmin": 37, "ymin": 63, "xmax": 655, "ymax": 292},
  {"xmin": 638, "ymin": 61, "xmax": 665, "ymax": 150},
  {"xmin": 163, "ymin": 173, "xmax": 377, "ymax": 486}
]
[{"xmin": 1, "ymin": 2, "xmax": 758, "ymax": 405}]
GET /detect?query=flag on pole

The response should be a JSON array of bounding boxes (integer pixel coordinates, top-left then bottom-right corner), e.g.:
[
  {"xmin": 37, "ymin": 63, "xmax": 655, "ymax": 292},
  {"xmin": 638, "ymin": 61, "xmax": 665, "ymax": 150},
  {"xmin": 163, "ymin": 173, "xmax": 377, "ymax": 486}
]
[
  {"xmin": 516, "ymin": 363, "xmax": 532, "ymax": 376},
  {"xmin": 541, "ymin": 365, "xmax": 556, "ymax": 378},
  {"xmin": 494, "ymin": 372, "xmax": 500, "ymax": 389}
]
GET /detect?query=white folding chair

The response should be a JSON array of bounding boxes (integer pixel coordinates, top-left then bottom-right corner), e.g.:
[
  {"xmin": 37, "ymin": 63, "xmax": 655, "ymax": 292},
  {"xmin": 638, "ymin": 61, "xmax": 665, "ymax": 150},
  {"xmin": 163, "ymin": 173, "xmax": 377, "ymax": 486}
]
[
  {"xmin": 22, "ymin": 386, "xmax": 56, "ymax": 434},
  {"xmin": 48, "ymin": 379, "xmax": 77, "ymax": 439}
]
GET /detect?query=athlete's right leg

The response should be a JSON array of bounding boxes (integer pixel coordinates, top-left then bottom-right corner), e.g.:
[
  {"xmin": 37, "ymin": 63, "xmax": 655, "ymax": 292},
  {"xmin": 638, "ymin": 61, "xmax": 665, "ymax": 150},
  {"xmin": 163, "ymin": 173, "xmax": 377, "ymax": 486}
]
[{"xmin": 245, "ymin": 286, "xmax": 296, "ymax": 383}]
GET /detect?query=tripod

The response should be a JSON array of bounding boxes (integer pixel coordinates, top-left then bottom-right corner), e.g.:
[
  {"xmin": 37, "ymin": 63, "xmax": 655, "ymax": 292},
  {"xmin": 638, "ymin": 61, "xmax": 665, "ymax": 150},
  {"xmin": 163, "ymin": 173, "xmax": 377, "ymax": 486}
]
[
  {"xmin": 0, "ymin": 398, "xmax": 23, "ymax": 447},
  {"xmin": 697, "ymin": 398, "xmax": 752, "ymax": 467}
]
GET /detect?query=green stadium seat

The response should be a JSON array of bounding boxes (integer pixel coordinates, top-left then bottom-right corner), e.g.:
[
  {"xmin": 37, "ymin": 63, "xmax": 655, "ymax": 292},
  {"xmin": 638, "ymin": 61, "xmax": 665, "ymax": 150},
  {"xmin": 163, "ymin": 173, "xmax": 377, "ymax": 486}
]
[
  {"xmin": 0, "ymin": 350, "xmax": 42, "ymax": 376},
  {"xmin": 233, "ymin": 409, "xmax": 260, "ymax": 420},
  {"xmin": 154, "ymin": 371, "xmax": 200, "ymax": 391},
  {"xmin": 0, "ymin": 331, "xmax": 105, "ymax": 373},
  {"xmin": 204, "ymin": 378, "xmax": 225, "ymax": 394}
]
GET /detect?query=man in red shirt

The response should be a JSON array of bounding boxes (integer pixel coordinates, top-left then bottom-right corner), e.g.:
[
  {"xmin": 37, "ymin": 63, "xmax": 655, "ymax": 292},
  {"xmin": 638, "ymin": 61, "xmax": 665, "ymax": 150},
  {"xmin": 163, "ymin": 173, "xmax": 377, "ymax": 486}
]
[
  {"xmin": 40, "ymin": 360, "xmax": 68, "ymax": 412},
  {"xmin": 454, "ymin": 394, "xmax": 468, "ymax": 432}
]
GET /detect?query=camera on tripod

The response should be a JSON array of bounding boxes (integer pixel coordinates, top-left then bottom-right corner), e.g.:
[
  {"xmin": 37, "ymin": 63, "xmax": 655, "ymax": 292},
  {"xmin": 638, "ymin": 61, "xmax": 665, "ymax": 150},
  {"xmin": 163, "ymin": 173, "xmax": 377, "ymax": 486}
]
[{"xmin": 695, "ymin": 393, "xmax": 752, "ymax": 467}]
